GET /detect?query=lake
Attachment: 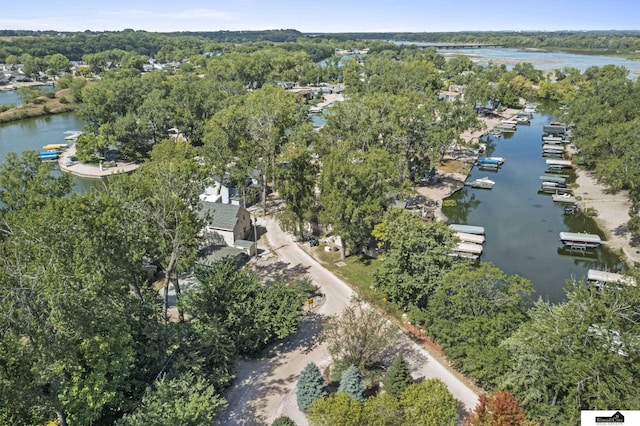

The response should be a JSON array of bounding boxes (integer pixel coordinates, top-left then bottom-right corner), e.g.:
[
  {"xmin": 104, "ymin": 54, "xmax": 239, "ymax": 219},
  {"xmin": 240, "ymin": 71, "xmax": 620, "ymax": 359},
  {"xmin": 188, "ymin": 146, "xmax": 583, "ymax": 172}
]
[
  {"xmin": 0, "ymin": 110, "xmax": 94, "ymax": 193},
  {"xmin": 442, "ymin": 112, "xmax": 625, "ymax": 302},
  {"xmin": 0, "ymin": 85, "xmax": 56, "ymax": 106},
  {"xmin": 442, "ymin": 47, "xmax": 640, "ymax": 78}
]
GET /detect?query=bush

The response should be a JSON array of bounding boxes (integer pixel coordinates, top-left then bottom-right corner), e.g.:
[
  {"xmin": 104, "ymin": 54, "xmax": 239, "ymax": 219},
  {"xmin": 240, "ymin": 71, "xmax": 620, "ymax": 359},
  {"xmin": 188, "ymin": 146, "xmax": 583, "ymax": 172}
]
[
  {"xmin": 59, "ymin": 97, "xmax": 69, "ymax": 104},
  {"xmin": 272, "ymin": 416, "xmax": 296, "ymax": 426}
]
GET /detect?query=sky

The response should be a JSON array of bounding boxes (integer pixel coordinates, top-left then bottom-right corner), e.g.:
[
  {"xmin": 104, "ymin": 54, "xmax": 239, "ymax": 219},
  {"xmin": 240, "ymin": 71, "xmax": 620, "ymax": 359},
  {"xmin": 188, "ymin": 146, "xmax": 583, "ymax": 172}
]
[{"xmin": 1, "ymin": 1, "xmax": 638, "ymax": 33}]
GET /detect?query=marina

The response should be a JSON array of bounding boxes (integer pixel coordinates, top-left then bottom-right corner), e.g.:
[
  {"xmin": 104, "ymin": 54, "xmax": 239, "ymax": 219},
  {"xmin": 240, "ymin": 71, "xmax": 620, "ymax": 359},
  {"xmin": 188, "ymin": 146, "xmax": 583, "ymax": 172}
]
[{"xmin": 443, "ymin": 111, "xmax": 624, "ymax": 302}]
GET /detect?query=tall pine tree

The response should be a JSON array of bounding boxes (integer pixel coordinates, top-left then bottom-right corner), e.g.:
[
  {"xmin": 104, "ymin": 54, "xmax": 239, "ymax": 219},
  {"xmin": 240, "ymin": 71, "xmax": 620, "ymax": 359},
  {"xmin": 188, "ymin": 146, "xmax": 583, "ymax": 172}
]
[
  {"xmin": 338, "ymin": 364, "xmax": 364, "ymax": 402},
  {"xmin": 296, "ymin": 363, "xmax": 327, "ymax": 412},
  {"xmin": 384, "ymin": 354, "xmax": 413, "ymax": 398}
]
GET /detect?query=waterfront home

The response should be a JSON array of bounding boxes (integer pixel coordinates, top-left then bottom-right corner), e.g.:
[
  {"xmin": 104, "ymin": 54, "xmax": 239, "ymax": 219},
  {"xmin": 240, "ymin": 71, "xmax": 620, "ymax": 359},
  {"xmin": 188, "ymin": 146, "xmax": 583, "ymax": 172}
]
[{"xmin": 199, "ymin": 202, "xmax": 256, "ymax": 256}]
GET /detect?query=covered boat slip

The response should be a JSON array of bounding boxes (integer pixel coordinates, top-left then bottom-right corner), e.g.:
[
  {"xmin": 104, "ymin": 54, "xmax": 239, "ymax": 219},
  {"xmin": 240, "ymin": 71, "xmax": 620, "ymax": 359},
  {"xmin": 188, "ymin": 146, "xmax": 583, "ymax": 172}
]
[
  {"xmin": 587, "ymin": 269, "xmax": 636, "ymax": 287},
  {"xmin": 539, "ymin": 175, "xmax": 567, "ymax": 184},
  {"xmin": 456, "ymin": 232, "xmax": 485, "ymax": 245},
  {"xmin": 542, "ymin": 135, "xmax": 565, "ymax": 143},
  {"xmin": 449, "ymin": 224, "xmax": 485, "ymax": 235},
  {"xmin": 546, "ymin": 159, "xmax": 573, "ymax": 169},
  {"xmin": 450, "ymin": 242, "xmax": 484, "ymax": 260},
  {"xmin": 542, "ymin": 144, "xmax": 565, "ymax": 153},
  {"xmin": 559, "ymin": 232, "xmax": 603, "ymax": 248}
]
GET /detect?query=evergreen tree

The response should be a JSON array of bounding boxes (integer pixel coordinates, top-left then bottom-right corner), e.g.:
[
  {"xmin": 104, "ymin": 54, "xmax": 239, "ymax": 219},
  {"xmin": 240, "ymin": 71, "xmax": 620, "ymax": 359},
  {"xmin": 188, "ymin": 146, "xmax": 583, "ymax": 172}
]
[
  {"xmin": 296, "ymin": 363, "xmax": 327, "ymax": 412},
  {"xmin": 338, "ymin": 364, "xmax": 365, "ymax": 402},
  {"xmin": 383, "ymin": 354, "xmax": 413, "ymax": 398}
]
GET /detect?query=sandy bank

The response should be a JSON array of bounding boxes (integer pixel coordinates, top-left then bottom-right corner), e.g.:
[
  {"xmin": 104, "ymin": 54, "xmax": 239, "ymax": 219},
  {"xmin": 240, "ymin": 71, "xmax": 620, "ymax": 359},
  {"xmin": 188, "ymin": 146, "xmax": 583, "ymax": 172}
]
[{"xmin": 574, "ymin": 169, "xmax": 640, "ymax": 266}]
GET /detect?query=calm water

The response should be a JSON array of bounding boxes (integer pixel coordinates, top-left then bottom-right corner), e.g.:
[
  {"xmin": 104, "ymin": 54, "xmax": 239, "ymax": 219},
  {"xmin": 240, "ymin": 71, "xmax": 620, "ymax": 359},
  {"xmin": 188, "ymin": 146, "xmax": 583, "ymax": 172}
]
[
  {"xmin": 0, "ymin": 111, "xmax": 94, "ymax": 193},
  {"xmin": 442, "ymin": 112, "xmax": 625, "ymax": 302},
  {"xmin": 0, "ymin": 85, "xmax": 55, "ymax": 106},
  {"xmin": 445, "ymin": 47, "xmax": 640, "ymax": 77}
]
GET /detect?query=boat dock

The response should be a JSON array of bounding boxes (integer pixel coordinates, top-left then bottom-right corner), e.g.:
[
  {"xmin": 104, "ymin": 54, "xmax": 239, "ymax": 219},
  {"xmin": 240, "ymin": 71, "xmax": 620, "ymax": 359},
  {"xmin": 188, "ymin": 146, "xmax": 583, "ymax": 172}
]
[
  {"xmin": 449, "ymin": 224, "xmax": 485, "ymax": 235},
  {"xmin": 587, "ymin": 269, "xmax": 636, "ymax": 287},
  {"xmin": 456, "ymin": 232, "xmax": 485, "ymax": 245},
  {"xmin": 542, "ymin": 144, "xmax": 566, "ymax": 154},
  {"xmin": 450, "ymin": 242, "xmax": 484, "ymax": 259},
  {"xmin": 539, "ymin": 175, "xmax": 567, "ymax": 184},
  {"xmin": 546, "ymin": 159, "xmax": 573, "ymax": 169},
  {"xmin": 559, "ymin": 232, "xmax": 603, "ymax": 248}
]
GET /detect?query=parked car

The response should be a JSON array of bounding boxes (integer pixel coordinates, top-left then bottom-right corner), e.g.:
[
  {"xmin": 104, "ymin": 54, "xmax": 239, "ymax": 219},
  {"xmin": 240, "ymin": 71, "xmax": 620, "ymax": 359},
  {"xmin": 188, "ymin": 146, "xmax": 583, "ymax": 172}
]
[{"xmin": 308, "ymin": 235, "xmax": 319, "ymax": 247}]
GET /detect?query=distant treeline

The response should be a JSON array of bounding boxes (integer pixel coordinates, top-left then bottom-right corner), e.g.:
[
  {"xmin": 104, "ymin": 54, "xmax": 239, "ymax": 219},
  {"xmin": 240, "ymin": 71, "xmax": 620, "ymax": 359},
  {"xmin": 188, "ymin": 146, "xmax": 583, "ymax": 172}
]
[
  {"xmin": 317, "ymin": 30, "xmax": 640, "ymax": 54},
  {"xmin": 0, "ymin": 29, "xmax": 305, "ymax": 62},
  {"xmin": 2, "ymin": 29, "xmax": 640, "ymax": 63}
]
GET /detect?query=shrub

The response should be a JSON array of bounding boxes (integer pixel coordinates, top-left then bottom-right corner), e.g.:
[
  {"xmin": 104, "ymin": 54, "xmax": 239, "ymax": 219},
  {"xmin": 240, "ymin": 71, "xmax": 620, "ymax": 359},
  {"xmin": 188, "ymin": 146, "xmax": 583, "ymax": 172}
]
[{"xmin": 272, "ymin": 416, "xmax": 296, "ymax": 426}]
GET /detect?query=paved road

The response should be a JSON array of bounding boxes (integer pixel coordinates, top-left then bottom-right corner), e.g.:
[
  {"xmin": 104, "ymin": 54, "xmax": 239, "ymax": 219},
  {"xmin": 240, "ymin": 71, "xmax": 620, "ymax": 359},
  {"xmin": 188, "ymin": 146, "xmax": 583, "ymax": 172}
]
[{"xmin": 217, "ymin": 218, "xmax": 479, "ymax": 425}]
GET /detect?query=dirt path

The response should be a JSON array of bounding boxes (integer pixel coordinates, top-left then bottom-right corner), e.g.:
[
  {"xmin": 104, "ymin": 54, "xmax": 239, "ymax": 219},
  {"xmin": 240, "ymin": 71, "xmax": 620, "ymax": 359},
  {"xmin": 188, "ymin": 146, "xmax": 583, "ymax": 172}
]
[{"xmin": 217, "ymin": 218, "xmax": 479, "ymax": 425}]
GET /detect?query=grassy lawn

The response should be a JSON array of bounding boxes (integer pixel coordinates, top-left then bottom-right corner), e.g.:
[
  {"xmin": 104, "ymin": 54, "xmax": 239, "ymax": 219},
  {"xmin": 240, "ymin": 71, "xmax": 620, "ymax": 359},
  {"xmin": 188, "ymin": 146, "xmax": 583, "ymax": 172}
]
[{"xmin": 313, "ymin": 246, "xmax": 404, "ymax": 318}]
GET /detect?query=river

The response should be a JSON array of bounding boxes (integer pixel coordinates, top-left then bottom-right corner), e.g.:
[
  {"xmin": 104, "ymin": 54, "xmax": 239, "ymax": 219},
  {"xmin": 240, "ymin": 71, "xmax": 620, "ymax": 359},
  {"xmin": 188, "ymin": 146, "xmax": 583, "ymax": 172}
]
[{"xmin": 442, "ymin": 111, "xmax": 625, "ymax": 302}]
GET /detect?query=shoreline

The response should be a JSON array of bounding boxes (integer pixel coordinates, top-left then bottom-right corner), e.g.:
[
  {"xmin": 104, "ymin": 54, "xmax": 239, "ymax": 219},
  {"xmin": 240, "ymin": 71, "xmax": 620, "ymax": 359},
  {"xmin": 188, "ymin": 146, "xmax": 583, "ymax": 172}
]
[{"xmin": 416, "ymin": 109, "xmax": 640, "ymax": 269}]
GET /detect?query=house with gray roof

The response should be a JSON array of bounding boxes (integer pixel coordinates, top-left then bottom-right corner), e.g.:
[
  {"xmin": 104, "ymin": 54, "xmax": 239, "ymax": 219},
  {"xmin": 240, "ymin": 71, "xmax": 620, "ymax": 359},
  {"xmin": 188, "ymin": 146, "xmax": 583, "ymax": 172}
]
[{"xmin": 199, "ymin": 202, "xmax": 255, "ymax": 255}]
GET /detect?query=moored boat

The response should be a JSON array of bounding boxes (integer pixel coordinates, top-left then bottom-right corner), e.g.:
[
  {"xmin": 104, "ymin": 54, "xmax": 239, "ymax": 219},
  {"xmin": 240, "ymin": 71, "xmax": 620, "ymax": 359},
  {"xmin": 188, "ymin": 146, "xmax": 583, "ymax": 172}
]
[
  {"xmin": 38, "ymin": 151, "xmax": 59, "ymax": 160},
  {"xmin": 42, "ymin": 143, "xmax": 69, "ymax": 151},
  {"xmin": 466, "ymin": 177, "xmax": 495, "ymax": 189},
  {"xmin": 552, "ymin": 193, "xmax": 577, "ymax": 203},
  {"xmin": 64, "ymin": 131, "xmax": 83, "ymax": 140}
]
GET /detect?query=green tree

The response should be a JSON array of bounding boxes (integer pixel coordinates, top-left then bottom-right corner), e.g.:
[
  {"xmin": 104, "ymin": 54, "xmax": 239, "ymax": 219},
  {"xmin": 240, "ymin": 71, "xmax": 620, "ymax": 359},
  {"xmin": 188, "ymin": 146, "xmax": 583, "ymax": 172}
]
[
  {"xmin": 0, "ymin": 150, "xmax": 73, "ymax": 211},
  {"xmin": 296, "ymin": 363, "xmax": 327, "ymax": 412},
  {"xmin": 400, "ymin": 379, "xmax": 458, "ymax": 426},
  {"xmin": 46, "ymin": 53, "xmax": 71, "ymax": 77},
  {"xmin": 323, "ymin": 298, "xmax": 396, "ymax": 370},
  {"xmin": 273, "ymin": 132, "xmax": 318, "ymax": 240},
  {"xmin": 319, "ymin": 144, "xmax": 402, "ymax": 259},
  {"xmin": 373, "ymin": 208, "xmax": 458, "ymax": 309},
  {"xmin": 360, "ymin": 392, "xmax": 403, "ymax": 426},
  {"xmin": 423, "ymin": 263, "xmax": 533, "ymax": 388},
  {"xmin": 307, "ymin": 392, "xmax": 363, "ymax": 426},
  {"xmin": 117, "ymin": 372, "xmax": 227, "ymax": 426},
  {"xmin": 237, "ymin": 84, "xmax": 308, "ymax": 215},
  {"xmin": 338, "ymin": 364, "xmax": 365, "ymax": 402},
  {"xmin": 383, "ymin": 354, "xmax": 413, "ymax": 398},
  {"xmin": 0, "ymin": 195, "xmax": 137, "ymax": 425},
  {"xmin": 500, "ymin": 279, "xmax": 640, "ymax": 424}
]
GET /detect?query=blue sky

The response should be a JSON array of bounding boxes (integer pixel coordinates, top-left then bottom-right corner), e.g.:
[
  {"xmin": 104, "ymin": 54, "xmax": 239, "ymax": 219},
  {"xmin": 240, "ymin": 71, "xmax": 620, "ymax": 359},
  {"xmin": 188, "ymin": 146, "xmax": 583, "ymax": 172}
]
[{"xmin": 2, "ymin": 1, "xmax": 638, "ymax": 33}]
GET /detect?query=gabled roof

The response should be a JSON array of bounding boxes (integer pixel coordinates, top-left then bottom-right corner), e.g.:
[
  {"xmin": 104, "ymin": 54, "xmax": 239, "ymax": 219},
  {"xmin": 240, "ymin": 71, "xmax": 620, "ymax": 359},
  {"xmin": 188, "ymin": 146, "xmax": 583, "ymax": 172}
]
[{"xmin": 199, "ymin": 202, "xmax": 242, "ymax": 231}]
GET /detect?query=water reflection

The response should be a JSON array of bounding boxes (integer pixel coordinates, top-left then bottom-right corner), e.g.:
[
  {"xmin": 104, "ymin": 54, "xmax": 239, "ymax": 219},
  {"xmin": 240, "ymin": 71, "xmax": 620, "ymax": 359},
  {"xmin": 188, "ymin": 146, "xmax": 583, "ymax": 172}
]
[{"xmin": 442, "ymin": 111, "xmax": 625, "ymax": 302}]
